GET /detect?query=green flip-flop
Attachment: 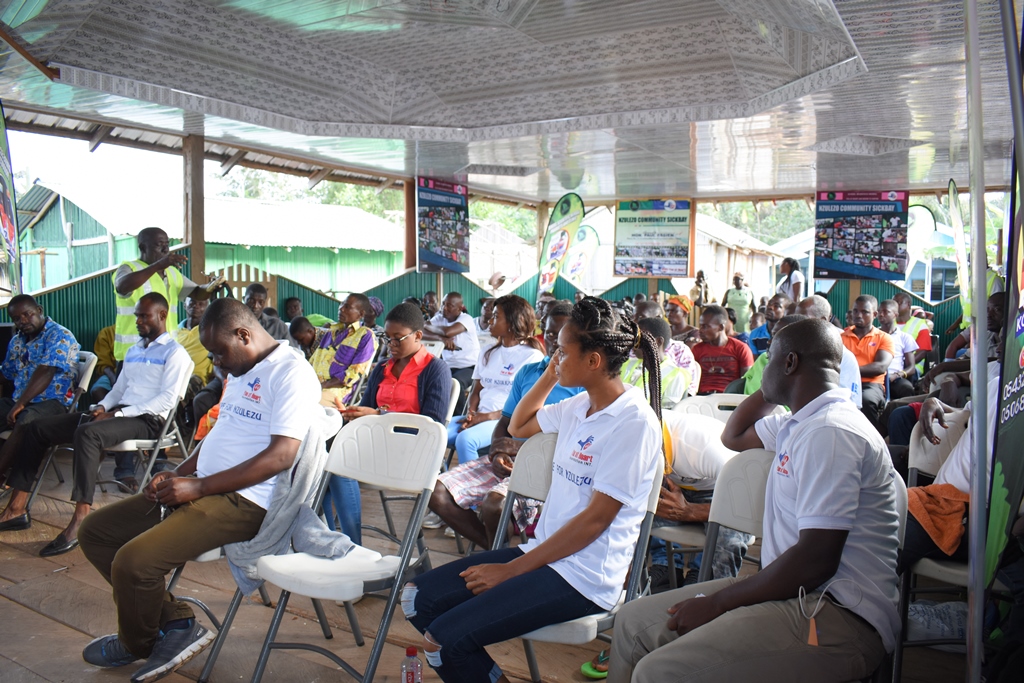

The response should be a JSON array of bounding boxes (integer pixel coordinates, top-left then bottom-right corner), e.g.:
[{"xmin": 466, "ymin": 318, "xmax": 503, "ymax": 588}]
[{"xmin": 580, "ymin": 649, "xmax": 609, "ymax": 679}]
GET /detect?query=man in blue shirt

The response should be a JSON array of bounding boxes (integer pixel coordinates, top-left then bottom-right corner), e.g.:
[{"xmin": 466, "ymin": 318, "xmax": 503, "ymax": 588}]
[
  {"xmin": 427, "ymin": 302, "xmax": 584, "ymax": 548},
  {"xmin": 0, "ymin": 295, "xmax": 79, "ymax": 485},
  {"xmin": 747, "ymin": 294, "xmax": 790, "ymax": 357}
]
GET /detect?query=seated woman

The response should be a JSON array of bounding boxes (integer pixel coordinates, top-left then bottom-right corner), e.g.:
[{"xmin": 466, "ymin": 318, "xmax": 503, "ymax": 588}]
[
  {"xmin": 447, "ymin": 295, "xmax": 544, "ymax": 465},
  {"xmin": 665, "ymin": 295, "xmax": 698, "ymax": 346},
  {"xmin": 402, "ymin": 297, "xmax": 664, "ymax": 683},
  {"xmin": 323, "ymin": 303, "xmax": 453, "ymax": 543}
]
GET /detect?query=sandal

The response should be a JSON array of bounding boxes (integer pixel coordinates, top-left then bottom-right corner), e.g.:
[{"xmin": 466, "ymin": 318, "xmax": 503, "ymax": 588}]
[{"xmin": 580, "ymin": 649, "xmax": 610, "ymax": 679}]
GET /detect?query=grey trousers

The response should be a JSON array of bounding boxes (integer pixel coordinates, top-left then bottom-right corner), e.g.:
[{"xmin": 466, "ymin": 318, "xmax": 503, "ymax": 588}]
[{"xmin": 608, "ymin": 578, "xmax": 886, "ymax": 683}]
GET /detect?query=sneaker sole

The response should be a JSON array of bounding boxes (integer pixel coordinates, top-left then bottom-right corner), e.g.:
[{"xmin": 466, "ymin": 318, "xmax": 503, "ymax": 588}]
[{"xmin": 131, "ymin": 629, "xmax": 216, "ymax": 683}]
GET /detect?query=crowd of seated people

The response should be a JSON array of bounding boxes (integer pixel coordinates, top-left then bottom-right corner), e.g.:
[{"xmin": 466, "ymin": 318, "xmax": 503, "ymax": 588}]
[{"xmin": 4, "ymin": 240, "xmax": 1019, "ymax": 683}]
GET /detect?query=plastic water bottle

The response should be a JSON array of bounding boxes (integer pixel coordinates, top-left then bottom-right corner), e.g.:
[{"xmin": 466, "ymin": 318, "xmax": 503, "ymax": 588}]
[{"xmin": 401, "ymin": 646, "xmax": 423, "ymax": 682}]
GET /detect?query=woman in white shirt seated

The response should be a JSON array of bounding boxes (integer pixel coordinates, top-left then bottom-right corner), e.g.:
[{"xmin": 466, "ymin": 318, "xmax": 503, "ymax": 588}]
[
  {"xmin": 403, "ymin": 297, "xmax": 664, "ymax": 683},
  {"xmin": 447, "ymin": 295, "xmax": 544, "ymax": 464}
]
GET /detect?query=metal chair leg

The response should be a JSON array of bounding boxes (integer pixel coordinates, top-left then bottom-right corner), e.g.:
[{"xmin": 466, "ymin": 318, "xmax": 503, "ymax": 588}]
[
  {"xmin": 50, "ymin": 457, "xmax": 64, "ymax": 484},
  {"xmin": 198, "ymin": 588, "xmax": 244, "ymax": 683},
  {"xmin": 523, "ymin": 639, "xmax": 542, "ymax": 683},
  {"xmin": 343, "ymin": 600, "xmax": 365, "ymax": 647},
  {"xmin": 311, "ymin": 598, "xmax": 334, "ymax": 640},
  {"xmin": 257, "ymin": 583, "xmax": 272, "ymax": 607},
  {"xmin": 250, "ymin": 590, "xmax": 291, "ymax": 683},
  {"xmin": 167, "ymin": 565, "xmax": 184, "ymax": 592}
]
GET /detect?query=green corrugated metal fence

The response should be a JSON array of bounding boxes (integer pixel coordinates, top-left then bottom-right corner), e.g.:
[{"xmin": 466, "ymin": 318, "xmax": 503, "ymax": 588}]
[
  {"xmin": 277, "ymin": 277, "xmax": 342, "ymax": 322},
  {"xmin": 600, "ymin": 278, "xmax": 678, "ymax": 303}
]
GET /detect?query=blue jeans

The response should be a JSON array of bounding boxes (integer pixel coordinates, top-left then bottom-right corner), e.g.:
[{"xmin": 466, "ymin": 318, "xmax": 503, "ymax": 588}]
[
  {"xmin": 648, "ymin": 488, "xmax": 752, "ymax": 579},
  {"xmin": 446, "ymin": 417, "xmax": 498, "ymax": 465},
  {"xmin": 888, "ymin": 405, "xmax": 917, "ymax": 447},
  {"xmin": 403, "ymin": 547, "xmax": 602, "ymax": 683},
  {"xmin": 321, "ymin": 475, "xmax": 361, "ymax": 545}
]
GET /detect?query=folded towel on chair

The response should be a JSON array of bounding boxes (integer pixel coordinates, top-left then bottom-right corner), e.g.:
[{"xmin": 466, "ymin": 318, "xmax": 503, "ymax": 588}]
[{"xmin": 907, "ymin": 483, "xmax": 970, "ymax": 556}]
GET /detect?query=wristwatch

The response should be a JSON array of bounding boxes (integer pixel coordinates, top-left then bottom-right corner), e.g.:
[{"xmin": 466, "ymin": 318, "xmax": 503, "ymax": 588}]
[{"xmin": 114, "ymin": 409, "xmax": 124, "ymax": 418}]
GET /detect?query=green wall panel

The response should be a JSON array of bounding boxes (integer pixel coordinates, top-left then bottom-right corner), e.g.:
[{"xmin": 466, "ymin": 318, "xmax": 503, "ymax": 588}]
[
  {"xmin": 600, "ymin": 278, "xmax": 677, "ymax": 303},
  {"xmin": 277, "ymin": 277, "xmax": 342, "ymax": 322}
]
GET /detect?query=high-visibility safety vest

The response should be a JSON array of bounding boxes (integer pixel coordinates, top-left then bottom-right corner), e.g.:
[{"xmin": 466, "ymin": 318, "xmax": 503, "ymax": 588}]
[
  {"xmin": 960, "ymin": 270, "xmax": 1004, "ymax": 329},
  {"xmin": 898, "ymin": 315, "xmax": 932, "ymax": 375},
  {"xmin": 113, "ymin": 260, "xmax": 183, "ymax": 360}
]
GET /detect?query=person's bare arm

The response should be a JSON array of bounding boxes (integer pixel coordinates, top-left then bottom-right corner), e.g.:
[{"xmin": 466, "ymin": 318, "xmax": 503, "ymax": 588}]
[
  {"xmin": 859, "ymin": 349, "xmax": 893, "ymax": 378},
  {"xmin": 920, "ymin": 359, "xmax": 972, "ymax": 386},
  {"xmin": 666, "ymin": 529, "xmax": 847, "ymax": 634},
  {"xmin": 944, "ymin": 334, "xmax": 968, "ymax": 360},
  {"xmin": 900, "ymin": 351, "xmax": 916, "ymax": 374},
  {"xmin": 720, "ymin": 390, "xmax": 774, "ymax": 452},
  {"xmin": 656, "ymin": 481, "xmax": 710, "ymax": 523},
  {"xmin": 791, "ymin": 281, "xmax": 802, "ymax": 302},
  {"xmin": 150, "ymin": 434, "xmax": 300, "ymax": 505},
  {"xmin": 509, "ymin": 358, "xmax": 559, "ymax": 438},
  {"xmin": 424, "ymin": 322, "xmax": 468, "ymax": 339}
]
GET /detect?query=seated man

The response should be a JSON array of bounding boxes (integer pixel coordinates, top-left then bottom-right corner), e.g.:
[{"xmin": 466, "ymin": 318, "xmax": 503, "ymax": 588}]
[
  {"xmin": 289, "ymin": 316, "xmax": 328, "ymax": 361},
  {"xmin": 898, "ymin": 334, "xmax": 1001, "ymax": 572},
  {"xmin": 0, "ymin": 295, "xmax": 80, "ymax": 483},
  {"xmin": 746, "ymin": 294, "xmax": 789, "ymax": 357},
  {"xmin": 740, "ymin": 314, "xmax": 803, "ymax": 395},
  {"xmin": 796, "ymin": 295, "xmax": 863, "ymax": 408},
  {"xmin": 422, "ymin": 291, "xmax": 480, "ymax": 414},
  {"xmin": 243, "ymin": 283, "xmax": 295, "ymax": 346},
  {"xmin": 894, "ymin": 291, "xmax": 933, "ymax": 374},
  {"xmin": 427, "ymin": 302, "xmax": 583, "ymax": 548},
  {"xmin": 841, "ymin": 295, "xmax": 894, "ymax": 430},
  {"xmin": 609, "ymin": 318, "xmax": 900, "ymax": 682},
  {"xmin": 89, "ymin": 324, "xmax": 117, "ymax": 402},
  {"xmin": 877, "ymin": 298, "xmax": 919, "ymax": 399},
  {"xmin": 76, "ymin": 297, "xmax": 321, "ymax": 682},
  {"xmin": 691, "ymin": 305, "xmax": 753, "ymax": 395},
  {"xmin": 310, "ymin": 293, "xmax": 377, "ymax": 407},
  {"xmin": 0, "ymin": 293, "xmax": 192, "ymax": 558},
  {"xmin": 620, "ymin": 317, "xmax": 691, "ymax": 408}
]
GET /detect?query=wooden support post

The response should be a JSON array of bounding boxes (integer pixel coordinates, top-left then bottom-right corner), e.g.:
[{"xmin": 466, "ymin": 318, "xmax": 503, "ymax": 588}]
[
  {"xmin": 405, "ymin": 181, "xmax": 417, "ymax": 270},
  {"xmin": 848, "ymin": 279, "xmax": 862, "ymax": 316},
  {"xmin": 688, "ymin": 200, "xmax": 698, "ymax": 278},
  {"xmin": 183, "ymin": 134, "xmax": 206, "ymax": 278},
  {"xmin": 535, "ymin": 201, "xmax": 549, "ymax": 267}
]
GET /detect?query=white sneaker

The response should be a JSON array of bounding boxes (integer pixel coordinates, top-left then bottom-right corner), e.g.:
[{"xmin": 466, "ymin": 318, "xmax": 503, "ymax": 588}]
[
  {"xmin": 421, "ymin": 512, "xmax": 445, "ymax": 529},
  {"xmin": 444, "ymin": 526, "xmax": 455, "ymax": 538}
]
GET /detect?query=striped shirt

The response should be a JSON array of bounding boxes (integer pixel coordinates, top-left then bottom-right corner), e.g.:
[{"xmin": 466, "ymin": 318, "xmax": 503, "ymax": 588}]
[
  {"xmin": 99, "ymin": 332, "xmax": 193, "ymax": 418},
  {"xmin": 310, "ymin": 322, "xmax": 377, "ymax": 405}
]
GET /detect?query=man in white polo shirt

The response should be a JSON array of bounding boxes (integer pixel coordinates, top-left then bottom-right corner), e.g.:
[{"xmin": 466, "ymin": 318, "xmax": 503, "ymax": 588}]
[
  {"xmin": 77, "ymin": 297, "xmax": 320, "ymax": 683},
  {"xmin": 609, "ymin": 317, "xmax": 900, "ymax": 682},
  {"xmin": 423, "ymin": 291, "xmax": 480, "ymax": 414}
]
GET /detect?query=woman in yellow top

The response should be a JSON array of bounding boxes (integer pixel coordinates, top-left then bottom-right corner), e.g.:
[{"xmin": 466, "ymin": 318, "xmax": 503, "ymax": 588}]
[{"xmin": 309, "ymin": 294, "xmax": 378, "ymax": 407}]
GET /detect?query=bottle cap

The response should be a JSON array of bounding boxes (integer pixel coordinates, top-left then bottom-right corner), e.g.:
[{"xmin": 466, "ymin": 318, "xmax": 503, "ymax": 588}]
[{"xmin": 406, "ymin": 646, "xmax": 417, "ymax": 657}]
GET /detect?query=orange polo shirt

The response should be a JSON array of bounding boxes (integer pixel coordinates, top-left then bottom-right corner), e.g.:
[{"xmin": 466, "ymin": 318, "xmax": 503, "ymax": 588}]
[{"xmin": 841, "ymin": 326, "xmax": 895, "ymax": 384}]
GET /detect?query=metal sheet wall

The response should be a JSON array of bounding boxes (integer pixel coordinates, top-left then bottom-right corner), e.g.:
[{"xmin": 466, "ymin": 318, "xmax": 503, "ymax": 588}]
[
  {"xmin": 859, "ymin": 280, "xmax": 963, "ymax": 356},
  {"xmin": 277, "ymin": 277, "xmax": 342, "ymax": 322},
  {"xmin": 600, "ymin": 278, "xmax": 677, "ymax": 303}
]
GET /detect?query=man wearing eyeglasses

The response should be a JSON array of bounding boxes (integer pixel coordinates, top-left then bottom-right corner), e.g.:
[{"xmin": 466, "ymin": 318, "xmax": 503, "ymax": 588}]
[{"xmin": 0, "ymin": 294, "xmax": 80, "ymax": 486}]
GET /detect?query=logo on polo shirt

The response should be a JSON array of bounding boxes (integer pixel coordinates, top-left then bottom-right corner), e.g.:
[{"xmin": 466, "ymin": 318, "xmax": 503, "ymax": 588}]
[
  {"xmin": 244, "ymin": 376, "xmax": 262, "ymax": 403},
  {"xmin": 501, "ymin": 363, "xmax": 516, "ymax": 376},
  {"xmin": 776, "ymin": 452, "xmax": 791, "ymax": 477},
  {"xmin": 570, "ymin": 435, "xmax": 595, "ymax": 465}
]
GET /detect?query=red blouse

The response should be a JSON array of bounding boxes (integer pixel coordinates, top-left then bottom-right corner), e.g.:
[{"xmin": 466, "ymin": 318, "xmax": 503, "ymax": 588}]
[{"xmin": 376, "ymin": 346, "xmax": 432, "ymax": 414}]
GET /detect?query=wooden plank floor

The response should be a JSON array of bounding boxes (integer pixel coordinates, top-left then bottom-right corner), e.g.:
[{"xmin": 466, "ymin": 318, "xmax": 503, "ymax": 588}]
[{"xmin": 0, "ymin": 450, "xmax": 964, "ymax": 682}]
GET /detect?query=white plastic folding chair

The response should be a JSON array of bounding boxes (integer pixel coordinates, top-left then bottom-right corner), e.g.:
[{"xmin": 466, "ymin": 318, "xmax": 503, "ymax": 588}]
[
  {"xmin": 422, "ymin": 340, "xmax": 445, "ymax": 358},
  {"xmin": 251, "ymin": 413, "xmax": 447, "ymax": 683},
  {"xmin": 9, "ymin": 351, "xmax": 99, "ymax": 511},
  {"xmin": 490, "ymin": 432, "xmax": 664, "ymax": 683},
  {"xmin": 99, "ymin": 360, "xmax": 195, "ymax": 490},
  {"xmin": 671, "ymin": 393, "xmax": 748, "ymax": 422}
]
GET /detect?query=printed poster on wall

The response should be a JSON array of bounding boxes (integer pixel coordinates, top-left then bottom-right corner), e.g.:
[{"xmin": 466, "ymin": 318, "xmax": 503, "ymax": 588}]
[
  {"xmin": 416, "ymin": 177, "xmax": 469, "ymax": 273},
  {"xmin": 813, "ymin": 190, "xmax": 909, "ymax": 280},
  {"xmin": 986, "ymin": 206, "xmax": 1024, "ymax": 584},
  {"xmin": 538, "ymin": 193, "xmax": 588, "ymax": 292},
  {"xmin": 0, "ymin": 101, "xmax": 20, "ymax": 302},
  {"xmin": 613, "ymin": 199, "xmax": 691, "ymax": 278}
]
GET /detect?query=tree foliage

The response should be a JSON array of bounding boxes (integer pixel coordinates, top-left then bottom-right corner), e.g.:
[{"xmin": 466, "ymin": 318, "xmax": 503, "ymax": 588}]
[
  {"xmin": 469, "ymin": 201, "xmax": 536, "ymax": 242},
  {"xmin": 697, "ymin": 199, "xmax": 814, "ymax": 245}
]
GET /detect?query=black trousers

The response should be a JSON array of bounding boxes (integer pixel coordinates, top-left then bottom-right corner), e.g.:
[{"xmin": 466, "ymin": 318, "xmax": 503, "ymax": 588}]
[
  {"xmin": 451, "ymin": 365, "xmax": 475, "ymax": 416},
  {"xmin": 860, "ymin": 381, "xmax": 887, "ymax": 432},
  {"xmin": 0, "ymin": 397, "xmax": 66, "ymax": 477},
  {"xmin": 898, "ymin": 508, "xmax": 969, "ymax": 574},
  {"xmin": 8, "ymin": 412, "xmax": 161, "ymax": 505}
]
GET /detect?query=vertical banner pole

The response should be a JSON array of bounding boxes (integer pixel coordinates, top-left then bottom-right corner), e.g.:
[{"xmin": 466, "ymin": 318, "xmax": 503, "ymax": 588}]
[
  {"xmin": 964, "ymin": 1, "xmax": 989, "ymax": 680},
  {"xmin": 999, "ymin": 0, "xmax": 1024, "ymax": 186}
]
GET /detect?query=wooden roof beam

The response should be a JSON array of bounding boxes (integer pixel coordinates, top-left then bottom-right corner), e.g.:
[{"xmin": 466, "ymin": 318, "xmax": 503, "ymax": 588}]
[
  {"xmin": 219, "ymin": 149, "xmax": 246, "ymax": 176},
  {"xmin": 375, "ymin": 178, "xmax": 395, "ymax": 195},
  {"xmin": 88, "ymin": 125, "xmax": 112, "ymax": 152},
  {"xmin": 0, "ymin": 25, "xmax": 58, "ymax": 81},
  {"xmin": 308, "ymin": 168, "xmax": 332, "ymax": 190}
]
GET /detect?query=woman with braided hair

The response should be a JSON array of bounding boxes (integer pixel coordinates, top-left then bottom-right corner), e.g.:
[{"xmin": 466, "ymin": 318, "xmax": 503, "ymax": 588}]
[{"xmin": 402, "ymin": 296, "xmax": 664, "ymax": 683}]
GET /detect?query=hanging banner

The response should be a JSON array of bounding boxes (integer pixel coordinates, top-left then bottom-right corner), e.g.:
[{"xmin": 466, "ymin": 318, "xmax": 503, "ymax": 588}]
[
  {"xmin": 416, "ymin": 177, "xmax": 469, "ymax": 273},
  {"xmin": 0, "ymin": 102, "xmax": 21, "ymax": 302},
  {"xmin": 813, "ymin": 190, "xmax": 909, "ymax": 280},
  {"xmin": 986, "ymin": 205, "xmax": 1024, "ymax": 584},
  {"xmin": 538, "ymin": 193, "xmax": 585, "ymax": 292},
  {"xmin": 613, "ymin": 199, "xmax": 691, "ymax": 278}
]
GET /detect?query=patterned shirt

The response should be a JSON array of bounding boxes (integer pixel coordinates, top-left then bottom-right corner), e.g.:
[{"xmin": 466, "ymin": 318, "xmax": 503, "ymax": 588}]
[
  {"xmin": 1, "ymin": 318, "xmax": 80, "ymax": 407},
  {"xmin": 310, "ymin": 321, "xmax": 377, "ymax": 406}
]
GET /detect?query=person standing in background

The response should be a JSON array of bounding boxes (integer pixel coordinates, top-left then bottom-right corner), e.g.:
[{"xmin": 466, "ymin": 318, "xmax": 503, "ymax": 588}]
[
  {"xmin": 775, "ymin": 257, "xmax": 804, "ymax": 304},
  {"xmin": 722, "ymin": 273, "xmax": 756, "ymax": 334}
]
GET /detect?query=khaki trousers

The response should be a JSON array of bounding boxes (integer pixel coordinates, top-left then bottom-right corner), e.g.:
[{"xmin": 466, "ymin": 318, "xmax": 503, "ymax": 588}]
[
  {"xmin": 608, "ymin": 578, "xmax": 886, "ymax": 683},
  {"xmin": 78, "ymin": 491, "xmax": 265, "ymax": 658}
]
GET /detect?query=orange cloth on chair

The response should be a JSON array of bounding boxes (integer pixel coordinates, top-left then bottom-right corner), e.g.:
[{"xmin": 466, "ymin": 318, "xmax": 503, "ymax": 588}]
[{"xmin": 907, "ymin": 483, "xmax": 970, "ymax": 556}]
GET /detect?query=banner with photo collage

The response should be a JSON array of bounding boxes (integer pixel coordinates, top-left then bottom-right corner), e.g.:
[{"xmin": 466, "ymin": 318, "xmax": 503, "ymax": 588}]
[
  {"xmin": 0, "ymin": 101, "xmax": 20, "ymax": 301},
  {"xmin": 813, "ymin": 190, "xmax": 909, "ymax": 280},
  {"xmin": 416, "ymin": 177, "xmax": 470, "ymax": 273},
  {"xmin": 613, "ymin": 199, "xmax": 691, "ymax": 278}
]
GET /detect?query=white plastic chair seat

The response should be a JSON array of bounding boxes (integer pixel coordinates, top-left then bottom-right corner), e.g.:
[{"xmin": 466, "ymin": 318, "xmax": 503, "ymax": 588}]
[
  {"xmin": 0, "ymin": 429, "xmax": 11, "ymax": 440},
  {"xmin": 194, "ymin": 548, "xmax": 224, "ymax": 563},
  {"xmin": 911, "ymin": 557, "xmax": 1007, "ymax": 592},
  {"xmin": 107, "ymin": 437, "xmax": 178, "ymax": 451},
  {"xmin": 650, "ymin": 523, "xmax": 706, "ymax": 548},
  {"xmin": 520, "ymin": 591, "xmax": 624, "ymax": 644},
  {"xmin": 257, "ymin": 546, "xmax": 401, "ymax": 602}
]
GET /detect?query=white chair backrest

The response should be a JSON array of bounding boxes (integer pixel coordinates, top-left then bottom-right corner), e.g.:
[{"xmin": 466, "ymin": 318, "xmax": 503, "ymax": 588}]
[
  {"xmin": 444, "ymin": 377, "xmax": 460, "ymax": 425},
  {"xmin": 76, "ymin": 351, "xmax": 98, "ymax": 393},
  {"xmin": 164, "ymin": 361, "xmax": 196, "ymax": 420},
  {"xmin": 908, "ymin": 407, "xmax": 969, "ymax": 478},
  {"xmin": 708, "ymin": 448, "xmax": 774, "ymax": 538},
  {"xmin": 423, "ymin": 340, "xmax": 445, "ymax": 358},
  {"xmin": 506, "ymin": 432, "xmax": 557, "ymax": 501},
  {"xmin": 326, "ymin": 413, "xmax": 447, "ymax": 493},
  {"xmin": 672, "ymin": 393, "xmax": 747, "ymax": 423},
  {"xmin": 894, "ymin": 470, "xmax": 909, "ymax": 548}
]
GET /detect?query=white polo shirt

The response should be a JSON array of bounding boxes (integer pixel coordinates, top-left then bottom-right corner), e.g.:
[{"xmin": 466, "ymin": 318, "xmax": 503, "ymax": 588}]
[
  {"xmin": 100, "ymin": 332, "xmax": 193, "ymax": 418},
  {"xmin": 840, "ymin": 348, "xmax": 863, "ymax": 408},
  {"xmin": 663, "ymin": 411, "xmax": 736, "ymax": 491},
  {"xmin": 472, "ymin": 343, "xmax": 544, "ymax": 413},
  {"xmin": 197, "ymin": 342, "xmax": 321, "ymax": 509},
  {"xmin": 525, "ymin": 387, "xmax": 661, "ymax": 610},
  {"xmin": 430, "ymin": 311, "xmax": 480, "ymax": 370},
  {"xmin": 884, "ymin": 328, "xmax": 919, "ymax": 375},
  {"xmin": 935, "ymin": 360, "xmax": 1000, "ymax": 496},
  {"xmin": 754, "ymin": 389, "xmax": 900, "ymax": 652}
]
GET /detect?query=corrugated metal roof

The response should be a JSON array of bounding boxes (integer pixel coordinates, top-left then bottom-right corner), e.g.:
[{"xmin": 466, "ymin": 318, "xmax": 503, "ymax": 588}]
[{"xmin": 16, "ymin": 183, "xmax": 54, "ymax": 214}]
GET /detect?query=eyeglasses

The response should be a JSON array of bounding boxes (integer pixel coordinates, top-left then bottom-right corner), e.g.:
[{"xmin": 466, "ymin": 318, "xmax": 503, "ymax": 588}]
[{"xmin": 386, "ymin": 331, "xmax": 415, "ymax": 346}]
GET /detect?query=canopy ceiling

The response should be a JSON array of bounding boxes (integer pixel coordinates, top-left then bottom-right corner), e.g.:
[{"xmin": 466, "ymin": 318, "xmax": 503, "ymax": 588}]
[{"xmin": 0, "ymin": 0, "xmax": 1018, "ymax": 202}]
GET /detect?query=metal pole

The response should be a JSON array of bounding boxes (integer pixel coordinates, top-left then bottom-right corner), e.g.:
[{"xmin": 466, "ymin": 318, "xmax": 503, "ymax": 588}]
[
  {"xmin": 999, "ymin": 0, "xmax": 1024, "ymax": 191},
  {"xmin": 964, "ymin": 0, "xmax": 989, "ymax": 680}
]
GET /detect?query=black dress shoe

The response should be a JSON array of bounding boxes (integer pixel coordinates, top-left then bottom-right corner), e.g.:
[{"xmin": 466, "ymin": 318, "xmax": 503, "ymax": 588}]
[
  {"xmin": 40, "ymin": 533, "xmax": 79, "ymax": 557},
  {"xmin": 0, "ymin": 512, "xmax": 30, "ymax": 532}
]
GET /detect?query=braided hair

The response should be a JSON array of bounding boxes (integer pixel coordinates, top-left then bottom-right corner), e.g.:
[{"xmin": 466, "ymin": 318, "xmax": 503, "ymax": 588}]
[{"xmin": 569, "ymin": 296, "xmax": 663, "ymax": 422}]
